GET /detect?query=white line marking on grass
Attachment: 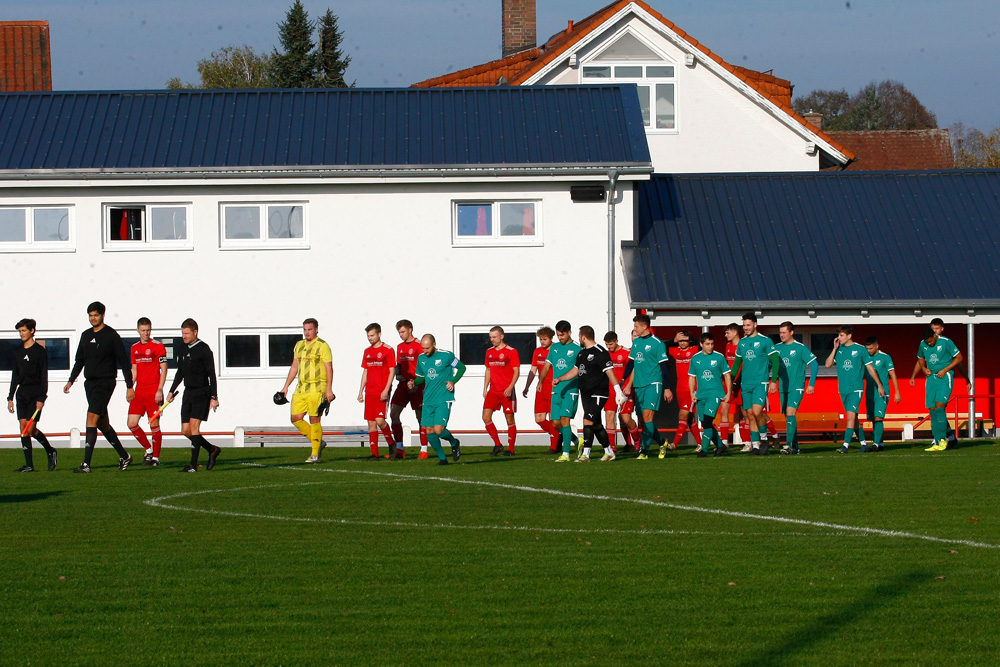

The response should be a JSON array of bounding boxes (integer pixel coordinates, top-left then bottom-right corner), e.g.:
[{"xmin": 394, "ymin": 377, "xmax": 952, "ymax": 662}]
[{"xmin": 234, "ymin": 463, "xmax": 1000, "ymax": 550}]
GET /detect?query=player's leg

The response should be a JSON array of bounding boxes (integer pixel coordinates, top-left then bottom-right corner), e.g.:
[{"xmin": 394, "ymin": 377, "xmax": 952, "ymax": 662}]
[
  {"xmin": 747, "ymin": 397, "xmax": 764, "ymax": 454},
  {"xmin": 435, "ymin": 404, "xmax": 461, "ymax": 460},
  {"xmin": 483, "ymin": 404, "xmax": 503, "ymax": 455},
  {"xmin": 365, "ymin": 418, "xmax": 381, "ymax": 458},
  {"xmin": 127, "ymin": 408, "xmax": 151, "ymax": 456},
  {"xmin": 148, "ymin": 415, "xmax": 162, "ymax": 465},
  {"xmin": 783, "ymin": 405, "xmax": 799, "ymax": 454},
  {"xmin": 17, "ymin": 417, "xmax": 34, "ymax": 471},
  {"xmin": 95, "ymin": 411, "xmax": 130, "ymax": 467},
  {"xmin": 189, "ymin": 414, "xmax": 221, "ymax": 470},
  {"xmin": 620, "ymin": 412, "xmax": 638, "ymax": 452},
  {"xmin": 374, "ymin": 416, "xmax": 397, "ymax": 456},
  {"xmin": 420, "ymin": 406, "xmax": 445, "ymax": 462},
  {"xmin": 672, "ymin": 407, "xmax": 690, "ymax": 451},
  {"xmin": 718, "ymin": 398, "xmax": 731, "ymax": 446},
  {"xmin": 389, "ymin": 383, "xmax": 408, "ymax": 446},
  {"xmin": 504, "ymin": 409, "xmax": 517, "ymax": 455}
]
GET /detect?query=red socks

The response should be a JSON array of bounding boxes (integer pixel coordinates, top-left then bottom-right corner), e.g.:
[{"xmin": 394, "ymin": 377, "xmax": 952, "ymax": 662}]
[
  {"xmin": 380, "ymin": 425, "xmax": 396, "ymax": 446},
  {"xmin": 419, "ymin": 427, "xmax": 428, "ymax": 446},
  {"xmin": 507, "ymin": 425, "xmax": 517, "ymax": 452},
  {"xmin": 369, "ymin": 431, "xmax": 379, "ymax": 456},
  {"xmin": 673, "ymin": 422, "xmax": 688, "ymax": 447},
  {"xmin": 129, "ymin": 425, "xmax": 150, "ymax": 450},
  {"xmin": 485, "ymin": 422, "xmax": 501, "ymax": 447},
  {"xmin": 766, "ymin": 417, "xmax": 777, "ymax": 437},
  {"xmin": 541, "ymin": 420, "xmax": 559, "ymax": 450},
  {"xmin": 151, "ymin": 426, "xmax": 162, "ymax": 458}
]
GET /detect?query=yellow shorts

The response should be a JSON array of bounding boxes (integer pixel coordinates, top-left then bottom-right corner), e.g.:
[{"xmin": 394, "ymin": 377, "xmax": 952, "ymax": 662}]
[{"xmin": 291, "ymin": 391, "xmax": 324, "ymax": 417}]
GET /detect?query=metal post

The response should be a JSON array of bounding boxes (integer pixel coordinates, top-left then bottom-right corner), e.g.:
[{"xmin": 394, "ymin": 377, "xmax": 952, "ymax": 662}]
[
  {"xmin": 968, "ymin": 322, "xmax": 976, "ymax": 438},
  {"xmin": 607, "ymin": 170, "xmax": 619, "ymax": 333}
]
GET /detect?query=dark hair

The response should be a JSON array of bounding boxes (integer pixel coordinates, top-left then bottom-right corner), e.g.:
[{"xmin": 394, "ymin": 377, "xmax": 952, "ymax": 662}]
[
  {"xmin": 137, "ymin": 317, "xmax": 151, "ymax": 327},
  {"xmin": 537, "ymin": 326, "xmax": 555, "ymax": 338},
  {"xmin": 181, "ymin": 318, "xmax": 198, "ymax": 331},
  {"xmin": 87, "ymin": 301, "xmax": 106, "ymax": 315},
  {"xmin": 555, "ymin": 320, "xmax": 571, "ymax": 333},
  {"xmin": 677, "ymin": 329, "xmax": 691, "ymax": 340},
  {"xmin": 579, "ymin": 325, "xmax": 595, "ymax": 341},
  {"xmin": 365, "ymin": 322, "xmax": 381, "ymax": 334},
  {"xmin": 633, "ymin": 313, "xmax": 651, "ymax": 326},
  {"xmin": 15, "ymin": 318, "xmax": 36, "ymax": 332},
  {"xmin": 837, "ymin": 325, "xmax": 853, "ymax": 335},
  {"xmin": 742, "ymin": 312, "xmax": 757, "ymax": 323},
  {"xmin": 930, "ymin": 318, "xmax": 945, "ymax": 327},
  {"xmin": 922, "ymin": 327, "xmax": 936, "ymax": 341},
  {"xmin": 699, "ymin": 332, "xmax": 714, "ymax": 343},
  {"xmin": 603, "ymin": 331, "xmax": 618, "ymax": 343},
  {"xmin": 865, "ymin": 335, "xmax": 878, "ymax": 345},
  {"xmin": 726, "ymin": 322, "xmax": 740, "ymax": 332},
  {"xmin": 779, "ymin": 321, "xmax": 794, "ymax": 331},
  {"xmin": 303, "ymin": 318, "xmax": 318, "ymax": 328},
  {"xmin": 490, "ymin": 325, "xmax": 505, "ymax": 335},
  {"xmin": 396, "ymin": 319, "xmax": 413, "ymax": 330}
]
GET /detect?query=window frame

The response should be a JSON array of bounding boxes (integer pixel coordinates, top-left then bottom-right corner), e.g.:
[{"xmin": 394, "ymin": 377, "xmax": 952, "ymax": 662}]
[
  {"xmin": 102, "ymin": 203, "xmax": 193, "ymax": 251},
  {"xmin": 452, "ymin": 325, "xmax": 542, "ymax": 378},
  {"xmin": 451, "ymin": 200, "xmax": 542, "ymax": 247},
  {"xmin": 0, "ymin": 331, "xmax": 76, "ymax": 384},
  {"xmin": 219, "ymin": 202, "xmax": 309, "ymax": 250},
  {"xmin": 0, "ymin": 205, "xmax": 75, "ymax": 253},
  {"xmin": 218, "ymin": 328, "xmax": 304, "ymax": 378}
]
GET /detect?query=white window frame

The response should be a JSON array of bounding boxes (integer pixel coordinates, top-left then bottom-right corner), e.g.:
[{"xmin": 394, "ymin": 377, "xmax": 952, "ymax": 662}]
[
  {"xmin": 0, "ymin": 205, "xmax": 75, "ymax": 253},
  {"xmin": 451, "ymin": 200, "xmax": 542, "ymax": 247},
  {"xmin": 219, "ymin": 202, "xmax": 309, "ymax": 250},
  {"xmin": 102, "ymin": 203, "xmax": 193, "ymax": 251},
  {"xmin": 0, "ymin": 330, "xmax": 76, "ymax": 384},
  {"xmin": 218, "ymin": 328, "xmax": 304, "ymax": 378},
  {"xmin": 452, "ymin": 325, "xmax": 542, "ymax": 377}
]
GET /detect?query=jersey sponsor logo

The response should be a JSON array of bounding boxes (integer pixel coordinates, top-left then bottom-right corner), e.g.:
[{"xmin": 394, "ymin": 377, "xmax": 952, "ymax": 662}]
[
  {"xmin": 427, "ymin": 368, "xmax": 439, "ymax": 380},
  {"xmin": 556, "ymin": 359, "xmax": 568, "ymax": 370},
  {"xmin": 929, "ymin": 353, "xmax": 939, "ymax": 364},
  {"xmin": 842, "ymin": 360, "xmax": 854, "ymax": 371},
  {"xmin": 745, "ymin": 350, "xmax": 756, "ymax": 360},
  {"xmin": 635, "ymin": 352, "xmax": 645, "ymax": 362},
  {"xmin": 701, "ymin": 369, "xmax": 713, "ymax": 380},
  {"xmin": 782, "ymin": 357, "xmax": 791, "ymax": 367}
]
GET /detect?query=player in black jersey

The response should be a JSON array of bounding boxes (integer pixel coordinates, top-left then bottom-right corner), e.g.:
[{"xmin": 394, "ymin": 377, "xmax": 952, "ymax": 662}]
[
  {"xmin": 166, "ymin": 318, "xmax": 221, "ymax": 472},
  {"xmin": 8, "ymin": 318, "xmax": 57, "ymax": 472},
  {"xmin": 64, "ymin": 302, "xmax": 135, "ymax": 472},
  {"xmin": 566, "ymin": 326, "xmax": 624, "ymax": 462}
]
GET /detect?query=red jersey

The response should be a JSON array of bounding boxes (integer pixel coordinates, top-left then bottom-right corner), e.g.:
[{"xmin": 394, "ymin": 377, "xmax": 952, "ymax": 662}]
[
  {"xmin": 608, "ymin": 347, "xmax": 629, "ymax": 382},
  {"xmin": 396, "ymin": 339, "xmax": 422, "ymax": 381},
  {"xmin": 726, "ymin": 341, "xmax": 740, "ymax": 379},
  {"xmin": 131, "ymin": 339, "xmax": 167, "ymax": 394},
  {"xmin": 485, "ymin": 345, "xmax": 520, "ymax": 392},
  {"xmin": 361, "ymin": 344, "xmax": 396, "ymax": 393},
  {"xmin": 670, "ymin": 345, "xmax": 698, "ymax": 387},
  {"xmin": 532, "ymin": 346, "xmax": 553, "ymax": 390}
]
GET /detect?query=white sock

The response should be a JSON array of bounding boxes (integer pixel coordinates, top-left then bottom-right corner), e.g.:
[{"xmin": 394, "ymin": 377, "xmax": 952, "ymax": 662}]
[
  {"xmin": 582, "ymin": 447, "xmax": 591, "ymax": 458},
  {"xmin": 420, "ymin": 445, "xmax": 428, "ymax": 452}
]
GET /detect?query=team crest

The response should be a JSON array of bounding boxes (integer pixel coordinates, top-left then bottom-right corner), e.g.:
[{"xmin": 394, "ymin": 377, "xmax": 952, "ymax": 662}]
[
  {"xmin": 790, "ymin": 350, "xmax": 796, "ymax": 356},
  {"xmin": 435, "ymin": 359, "xmax": 442, "ymax": 366},
  {"xmin": 851, "ymin": 350, "xmax": 858, "ymax": 357},
  {"xmin": 710, "ymin": 359, "xmax": 717, "ymax": 367},
  {"xmin": 587, "ymin": 354, "xmax": 594, "ymax": 361}
]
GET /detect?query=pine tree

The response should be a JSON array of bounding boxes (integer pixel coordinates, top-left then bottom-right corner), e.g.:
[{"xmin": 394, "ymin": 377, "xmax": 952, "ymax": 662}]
[
  {"xmin": 270, "ymin": 0, "xmax": 317, "ymax": 88},
  {"xmin": 316, "ymin": 9, "xmax": 352, "ymax": 88}
]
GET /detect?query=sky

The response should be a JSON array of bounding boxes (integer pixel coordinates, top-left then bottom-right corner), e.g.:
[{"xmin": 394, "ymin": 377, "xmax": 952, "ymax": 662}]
[{"xmin": 18, "ymin": 0, "xmax": 1000, "ymax": 131}]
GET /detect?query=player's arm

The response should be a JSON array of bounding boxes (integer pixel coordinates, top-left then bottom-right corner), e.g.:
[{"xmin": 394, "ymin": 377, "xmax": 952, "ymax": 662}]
[
  {"xmin": 939, "ymin": 351, "xmax": 963, "ymax": 378},
  {"xmin": 659, "ymin": 358, "xmax": 674, "ymax": 401},
  {"xmin": 205, "ymin": 346, "xmax": 219, "ymax": 410},
  {"xmin": 412, "ymin": 369, "xmax": 425, "ymax": 387},
  {"xmin": 824, "ymin": 340, "xmax": 839, "ymax": 368},
  {"xmin": 38, "ymin": 346, "xmax": 48, "ymax": 406},
  {"xmin": 767, "ymin": 350, "xmax": 780, "ymax": 393},
  {"xmin": 65, "ymin": 334, "xmax": 87, "ymax": 392},
  {"xmin": 724, "ymin": 370, "xmax": 733, "ymax": 400},
  {"xmin": 357, "ymin": 368, "xmax": 368, "ymax": 403},
  {"xmin": 381, "ymin": 367, "xmax": 395, "ymax": 402},
  {"xmin": 909, "ymin": 358, "xmax": 928, "ymax": 385},
  {"xmin": 730, "ymin": 355, "xmax": 743, "ymax": 379},
  {"xmin": 522, "ymin": 367, "xmax": 536, "ymax": 397},
  {"xmin": 323, "ymin": 361, "xmax": 335, "ymax": 401},
  {"xmin": 281, "ymin": 357, "xmax": 299, "ymax": 394},
  {"xmin": 483, "ymin": 366, "xmax": 491, "ymax": 398},
  {"xmin": 888, "ymin": 368, "xmax": 902, "ymax": 404},
  {"xmin": 167, "ymin": 361, "xmax": 184, "ymax": 400},
  {"xmin": 864, "ymin": 362, "xmax": 885, "ymax": 397},
  {"xmin": 505, "ymin": 363, "xmax": 520, "ymax": 397},
  {"xmin": 807, "ymin": 357, "xmax": 819, "ymax": 394},
  {"xmin": 621, "ymin": 360, "xmax": 634, "ymax": 393},
  {"xmin": 445, "ymin": 358, "xmax": 466, "ymax": 392},
  {"xmin": 688, "ymin": 373, "xmax": 696, "ymax": 401},
  {"xmin": 7, "ymin": 353, "xmax": 19, "ymax": 410},
  {"xmin": 553, "ymin": 367, "xmax": 578, "ymax": 386}
]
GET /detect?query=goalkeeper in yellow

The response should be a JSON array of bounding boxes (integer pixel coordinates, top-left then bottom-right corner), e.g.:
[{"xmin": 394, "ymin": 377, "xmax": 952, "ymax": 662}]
[{"xmin": 279, "ymin": 318, "xmax": 335, "ymax": 463}]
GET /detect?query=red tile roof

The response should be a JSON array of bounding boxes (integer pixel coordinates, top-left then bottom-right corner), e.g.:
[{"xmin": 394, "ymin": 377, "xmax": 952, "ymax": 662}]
[
  {"xmin": 413, "ymin": 1, "xmax": 853, "ymax": 163},
  {"xmin": 824, "ymin": 130, "xmax": 954, "ymax": 171},
  {"xmin": 0, "ymin": 21, "xmax": 52, "ymax": 92}
]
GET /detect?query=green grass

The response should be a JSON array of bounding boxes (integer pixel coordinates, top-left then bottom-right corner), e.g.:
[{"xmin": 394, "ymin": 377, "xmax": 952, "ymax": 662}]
[{"xmin": 3, "ymin": 440, "xmax": 1000, "ymax": 665}]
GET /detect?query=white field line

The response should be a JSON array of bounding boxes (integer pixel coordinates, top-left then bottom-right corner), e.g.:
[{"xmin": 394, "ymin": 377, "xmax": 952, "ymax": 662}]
[{"xmin": 143, "ymin": 463, "xmax": 999, "ymax": 549}]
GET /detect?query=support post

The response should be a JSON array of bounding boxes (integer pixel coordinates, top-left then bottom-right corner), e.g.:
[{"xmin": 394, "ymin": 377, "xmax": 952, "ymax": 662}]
[{"xmin": 968, "ymin": 322, "xmax": 976, "ymax": 438}]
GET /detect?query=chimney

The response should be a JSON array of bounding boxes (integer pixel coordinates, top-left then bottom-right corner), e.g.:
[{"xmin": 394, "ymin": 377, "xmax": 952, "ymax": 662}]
[
  {"xmin": 502, "ymin": 0, "xmax": 536, "ymax": 58},
  {"xmin": 802, "ymin": 111, "xmax": 823, "ymax": 130}
]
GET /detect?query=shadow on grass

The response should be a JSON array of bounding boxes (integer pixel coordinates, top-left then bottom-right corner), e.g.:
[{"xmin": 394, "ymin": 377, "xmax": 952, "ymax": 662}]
[
  {"xmin": 734, "ymin": 569, "xmax": 932, "ymax": 667},
  {"xmin": 0, "ymin": 490, "xmax": 67, "ymax": 504}
]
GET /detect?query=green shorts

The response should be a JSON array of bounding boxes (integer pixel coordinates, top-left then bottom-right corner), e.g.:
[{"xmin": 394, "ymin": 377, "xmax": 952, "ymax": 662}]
[
  {"xmin": 840, "ymin": 389, "xmax": 863, "ymax": 414},
  {"xmin": 925, "ymin": 374, "xmax": 954, "ymax": 408},
  {"xmin": 420, "ymin": 401, "xmax": 452, "ymax": 428},
  {"xmin": 550, "ymin": 385, "xmax": 579, "ymax": 420},
  {"xmin": 634, "ymin": 384, "xmax": 662, "ymax": 413},
  {"xmin": 743, "ymin": 381, "xmax": 769, "ymax": 408},
  {"xmin": 699, "ymin": 396, "xmax": 722, "ymax": 420},
  {"xmin": 866, "ymin": 392, "xmax": 888, "ymax": 420},
  {"xmin": 781, "ymin": 388, "xmax": 805, "ymax": 412}
]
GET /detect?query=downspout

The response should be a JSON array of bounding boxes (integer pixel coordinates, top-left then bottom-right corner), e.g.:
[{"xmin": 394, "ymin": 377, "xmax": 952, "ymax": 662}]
[{"xmin": 607, "ymin": 169, "xmax": 619, "ymax": 333}]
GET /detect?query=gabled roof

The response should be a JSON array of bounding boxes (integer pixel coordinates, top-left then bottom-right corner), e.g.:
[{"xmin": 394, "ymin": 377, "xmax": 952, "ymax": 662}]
[
  {"xmin": 0, "ymin": 87, "xmax": 652, "ymax": 178},
  {"xmin": 0, "ymin": 21, "xmax": 52, "ymax": 92},
  {"xmin": 825, "ymin": 130, "xmax": 954, "ymax": 171},
  {"xmin": 623, "ymin": 171, "xmax": 1000, "ymax": 313},
  {"xmin": 414, "ymin": 1, "xmax": 852, "ymax": 165}
]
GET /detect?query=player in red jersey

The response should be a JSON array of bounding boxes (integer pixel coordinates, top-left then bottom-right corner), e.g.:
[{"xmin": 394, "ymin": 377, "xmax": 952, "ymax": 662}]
[
  {"xmin": 667, "ymin": 331, "xmax": 702, "ymax": 454},
  {"xmin": 357, "ymin": 323, "xmax": 397, "ymax": 459},
  {"xmin": 603, "ymin": 331, "xmax": 638, "ymax": 453},
  {"xmin": 521, "ymin": 326, "xmax": 560, "ymax": 452},
  {"xmin": 128, "ymin": 317, "xmax": 168, "ymax": 466},
  {"xmin": 482, "ymin": 326, "xmax": 521, "ymax": 456},
  {"xmin": 389, "ymin": 319, "xmax": 427, "ymax": 459}
]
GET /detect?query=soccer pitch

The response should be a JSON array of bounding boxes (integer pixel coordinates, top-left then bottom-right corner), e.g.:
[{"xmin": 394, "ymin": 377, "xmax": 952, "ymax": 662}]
[{"xmin": 4, "ymin": 442, "xmax": 999, "ymax": 665}]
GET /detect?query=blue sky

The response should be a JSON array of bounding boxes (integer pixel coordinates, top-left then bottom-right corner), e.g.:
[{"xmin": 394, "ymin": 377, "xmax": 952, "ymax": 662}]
[{"xmin": 22, "ymin": 0, "xmax": 1000, "ymax": 131}]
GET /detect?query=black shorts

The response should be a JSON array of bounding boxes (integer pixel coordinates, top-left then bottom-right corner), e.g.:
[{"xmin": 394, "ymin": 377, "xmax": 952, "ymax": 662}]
[
  {"xmin": 15, "ymin": 391, "xmax": 43, "ymax": 422},
  {"xmin": 84, "ymin": 378, "xmax": 116, "ymax": 416},
  {"xmin": 180, "ymin": 389, "xmax": 212, "ymax": 423},
  {"xmin": 580, "ymin": 390, "xmax": 607, "ymax": 422}
]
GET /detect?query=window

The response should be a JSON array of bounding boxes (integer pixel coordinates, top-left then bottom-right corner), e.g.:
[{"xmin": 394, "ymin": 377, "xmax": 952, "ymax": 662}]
[
  {"xmin": 582, "ymin": 31, "xmax": 677, "ymax": 130},
  {"xmin": 0, "ymin": 335, "xmax": 72, "ymax": 378},
  {"xmin": 104, "ymin": 204, "xmax": 190, "ymax": 248},
  {"xmin": 453, "ymin": 201, "xmax": 539, "ymax": 246},
  {"xmin": 221, "ymin": 203, "xmax": 306, "ymax": 248},
  {"xmin": 219, "ymin": 329, "xmax": 303, "ymax": 375},
  {"xmin": 453, "ymin": 326, "xmax": 540, "ymax": 374},
  {"xmin": 0, "ymin": 206, "xmax": 73, "ymax": 251},
  {"xmin": 121, "ymin": 335, "xmax": 186, "ymax": 369}
]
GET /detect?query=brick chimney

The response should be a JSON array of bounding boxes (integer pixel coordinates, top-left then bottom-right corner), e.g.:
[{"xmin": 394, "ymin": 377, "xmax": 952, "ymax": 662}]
[
  {"xmin": 502, "ymin": 0, "xmax": 536, "ymax": 58},
  {"xmin": 802, "ymin": 111, "xmax": 823, "ymax": 130}
]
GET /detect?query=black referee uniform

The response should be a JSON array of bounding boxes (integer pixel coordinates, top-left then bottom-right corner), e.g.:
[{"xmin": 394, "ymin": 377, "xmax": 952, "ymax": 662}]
[
  {"xmin": 169, "ymin": 339, "xmax": 221, "ymax": 471},
  {"xmin": 8, "ymin": 341, "xmax": 56, "ymax": 471},
  {"xmin": 576, "ymin": 343, "xmax": 615, "ymax": 458}
]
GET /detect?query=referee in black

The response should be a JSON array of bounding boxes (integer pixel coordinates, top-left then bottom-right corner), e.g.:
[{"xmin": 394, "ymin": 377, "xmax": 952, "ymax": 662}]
[
  {"xmin": 167, "ymin": 318, "xmax": 221, "ymax": 472},
  {"xmin": 64, "ymin": 302, "xmax": 135, "ymax": 472},
  {"xmin": 571, "ymin": 326, "xmax": 625, "ymax": 462},
  {"xmin": 8, "ymin": 318, "xmax": 57, "ymax": 471}
]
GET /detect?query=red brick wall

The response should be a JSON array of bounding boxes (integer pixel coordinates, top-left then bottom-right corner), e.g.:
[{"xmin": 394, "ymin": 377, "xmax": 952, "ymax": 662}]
[{"xmin": 502, "ymin": 0, "xmax": 536, "ymax": 58}]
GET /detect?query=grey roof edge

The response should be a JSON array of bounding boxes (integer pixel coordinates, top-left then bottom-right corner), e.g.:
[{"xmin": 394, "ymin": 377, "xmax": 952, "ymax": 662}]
[{"xmin": 630, "ymin": 300, "xmax": 1000, "ymax": 311}]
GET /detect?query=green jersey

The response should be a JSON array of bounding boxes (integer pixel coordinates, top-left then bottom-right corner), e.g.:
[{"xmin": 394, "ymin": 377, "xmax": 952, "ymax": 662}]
[
  {"xmin": 918, "ymin": 336, "xmax": 960, "ymax": 375},
  {"xmin": 735, "ymin": 333, "xmax": 776, "ymax": 386},
  {"xmin": 416, "ymin": 349, "xmax": 460, "ymax": 406},
  {"xmin": 777, "ymin": 340, "xmax": 817, "ymax": 391},
  {"xmin": 629, "ymin": 334, "xmax": 669, "ymax": 388},
  {"xmin": 546, "ymin": 340, "xmax": 582, "ymax": 390},
  {"xmin": 865, "ymin": 350, "xmax": 893, "ymax": 395},
  {"xmin": 834, "ymin": 342, "xmax": 872, "ymax": 394},
  {"xmin": 688, "ymin": 351, "xmax": 730, "ymax": 400}
]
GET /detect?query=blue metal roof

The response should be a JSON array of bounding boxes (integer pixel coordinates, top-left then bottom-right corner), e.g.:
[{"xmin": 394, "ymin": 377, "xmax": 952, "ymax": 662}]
[
  {"xmin": 0, "ymin": 86, "xmax": 651, "ymax": 175},
  {"xmin": 623, "ymin": 171, "xmax": 1000, "ymax": 311}
]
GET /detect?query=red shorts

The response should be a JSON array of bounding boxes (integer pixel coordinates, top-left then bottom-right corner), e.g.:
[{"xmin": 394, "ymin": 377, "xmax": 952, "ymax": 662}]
[
  {"xmin": 604, "ymin": 393, "xmax": 634, "ymax": 414},
  {"xmin": 676, "ymin": 389, "xmax": 693, "ymax": 412},
  {"xmin": 128, "ymin": 392, "xmax": 158, "ymax": 418},
  {"xmin": 484, "ymin": 389, "xmax": 516, "ymax": 414},
  {"xmin": 390, "ymin": 381, "xmax": 423, "ymax": 410},
  {"xmin": 364, "ymin": 394, "xmax": 388, "ymax": 421},
  {"xmin": 533, "ymin": 385, "xmax": 552, "ymax": 414}
]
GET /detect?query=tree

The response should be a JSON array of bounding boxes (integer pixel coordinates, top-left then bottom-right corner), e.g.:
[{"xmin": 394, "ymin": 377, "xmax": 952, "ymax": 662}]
[
  {"xmin": 792, "ymin": 80, "xmax": 937, "ymax": 131},
  {"xmin": 269, "ymin": 0, "xmax": 317, "ymax": 88},
  {"xmin": 198, "ymin": 46, "xmax": 273, "ymax": 89},
  {"xmin": 951, "ymin": 123, "xmax": 1000, "ymax": 168},
  {"xmin": 316, "ymin": 9, "xmax": 352, "ymax": 88}
]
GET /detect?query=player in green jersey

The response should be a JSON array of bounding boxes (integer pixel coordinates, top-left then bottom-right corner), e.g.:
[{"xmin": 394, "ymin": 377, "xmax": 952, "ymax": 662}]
[
  {"xmin": 825, "ymin": 325, "xmax": 884, "ymax": 453},
  {"xmin": 909, "ymin": 327, "xmax": 962, "ymax": 452},
  {"xmin": 688, "ymin": 332, "xmax": 732, "ymax": 457},
  {"xmin": 730, "ymin": 312, "xmax": 780, "ymax": 455},
  {"xmin": 536, "ymin": 320, "xmax": 582, "ymax": 462},
  {"xmin": 776, "ymin": 322, "xmax": 818, "ymax": 455},
  {"xmin": 409, "ymin": 334, "xmax": 466, "ymax": 464},
  {"xmin": 864, "ymin": 336, "xmax": 901, "ymax": 452},
  {"xmin": 621, "ymin": 314, "xmax": 675, "ymax": 460},
  {"xmin": 909, "ymin": 318, "xmax": 970, "ymax": 448}
]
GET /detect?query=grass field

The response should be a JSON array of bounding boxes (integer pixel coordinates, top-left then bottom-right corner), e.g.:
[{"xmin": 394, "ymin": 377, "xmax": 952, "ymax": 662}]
[{"xmin": 3, "ymin": 439, "xmax": 999, "ymax": 666}]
